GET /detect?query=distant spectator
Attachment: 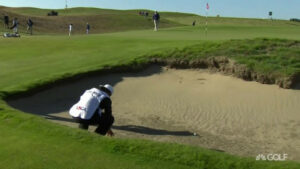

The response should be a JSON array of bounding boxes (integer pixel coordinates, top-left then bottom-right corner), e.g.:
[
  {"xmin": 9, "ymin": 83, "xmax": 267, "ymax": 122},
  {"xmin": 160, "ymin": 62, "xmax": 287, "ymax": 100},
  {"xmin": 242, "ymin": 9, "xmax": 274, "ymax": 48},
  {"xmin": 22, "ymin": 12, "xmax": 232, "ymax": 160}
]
[
  {"xmin": 192, "ymin": 20, "xmax": 196, "ymax": 26},
  {"xmin": 152, "ymin": 11, "xmax": 160, "ymax": 31},
  {"xmin": 4, "ymin": 15, "xmax": 9, "ymax": 29},
  {"xmin": 27, "ymin": 18, "xmax": 34, "ymax": 35},
  {"xmin": 48, "ymin": 10, "xmax": 58, "ymax": 16},
  {"xmin": 145, "ymin": 12, "xmax": 149, "ymax": 17},
  {"xmin": 10, "ymin": 18, "xmax": 18, "ymax": 33},
  {"xmin": 290, "ymin": 18, "xmax": 300, "ymax": 22},
  {"xmin": 86, "ymin": 23, "xmax": 90, "ymax": 34},
  {"xmin": 69, "ymin": 24, "xmax": 73, "ymax": 36}
]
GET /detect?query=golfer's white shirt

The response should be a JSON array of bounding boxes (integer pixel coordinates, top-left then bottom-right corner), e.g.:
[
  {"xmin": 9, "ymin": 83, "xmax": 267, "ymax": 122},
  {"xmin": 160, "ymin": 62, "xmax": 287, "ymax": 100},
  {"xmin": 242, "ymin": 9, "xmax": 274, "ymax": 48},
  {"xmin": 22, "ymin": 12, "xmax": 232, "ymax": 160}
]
[{"xmin": 69, "ymin": 88, "xmax": 109, "ymax": 120}]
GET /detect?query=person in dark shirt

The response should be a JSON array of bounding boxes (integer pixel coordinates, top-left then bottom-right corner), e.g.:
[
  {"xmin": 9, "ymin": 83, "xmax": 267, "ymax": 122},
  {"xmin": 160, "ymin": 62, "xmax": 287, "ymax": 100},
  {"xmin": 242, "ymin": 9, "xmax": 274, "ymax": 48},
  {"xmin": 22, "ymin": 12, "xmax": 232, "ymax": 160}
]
[
  {"xmin": 192, "ymin": 20, "xmax": 196, "ymax": 26},
  {"xmin": 4, "ymin": 15, "xmax": 9, "ymax": 29},
  {"xmin": 69, "ymin": 84, "xmax": 115, "ymax": 136},
  {"xmin": 152, "ymin": 11, "xmax": 160, "ymax": 31},
  {"xmin": 86, "ymin": 23, "xmax": 90, "ymax": 34},
  {"xmin": 27, "ymin": 18, "xmax": 34, "ymax": 35}
]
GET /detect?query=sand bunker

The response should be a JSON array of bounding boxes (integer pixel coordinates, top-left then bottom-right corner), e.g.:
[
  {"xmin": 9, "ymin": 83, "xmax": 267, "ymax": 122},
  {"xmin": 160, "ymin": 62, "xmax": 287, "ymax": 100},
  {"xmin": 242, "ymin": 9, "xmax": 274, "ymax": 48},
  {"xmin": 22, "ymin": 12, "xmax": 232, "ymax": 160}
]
[{"xmin": 7, "ymin": 66, "xmax": 300, "ymax": 160}]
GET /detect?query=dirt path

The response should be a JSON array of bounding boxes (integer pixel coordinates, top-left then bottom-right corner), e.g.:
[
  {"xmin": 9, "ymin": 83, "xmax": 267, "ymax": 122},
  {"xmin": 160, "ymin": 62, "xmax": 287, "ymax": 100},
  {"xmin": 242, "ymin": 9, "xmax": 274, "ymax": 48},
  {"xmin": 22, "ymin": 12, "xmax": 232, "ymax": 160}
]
[{"xmin": 7, "ymin": 66, "xmax": 300, "ymax": 161}]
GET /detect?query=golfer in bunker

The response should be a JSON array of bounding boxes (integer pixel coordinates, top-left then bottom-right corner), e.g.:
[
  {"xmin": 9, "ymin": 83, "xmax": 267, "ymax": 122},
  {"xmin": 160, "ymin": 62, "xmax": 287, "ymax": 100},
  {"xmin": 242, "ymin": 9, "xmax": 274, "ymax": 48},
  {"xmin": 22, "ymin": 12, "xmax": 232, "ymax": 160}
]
[{"xmin": 69, "ymin": 84, "xmax": 114, "ymax": 136}]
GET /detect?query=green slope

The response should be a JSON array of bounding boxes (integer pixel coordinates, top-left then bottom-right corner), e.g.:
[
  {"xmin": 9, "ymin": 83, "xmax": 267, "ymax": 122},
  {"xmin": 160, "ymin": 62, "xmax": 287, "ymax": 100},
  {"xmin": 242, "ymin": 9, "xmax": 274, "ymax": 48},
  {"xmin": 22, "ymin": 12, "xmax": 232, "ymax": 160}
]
[
  {"xmin": 0, "ymin": 6, "xmax": 182, "ymax": 34},
  {"xmin": 1, "ymin": 6, "xmax": 299, "ymax": 35}
]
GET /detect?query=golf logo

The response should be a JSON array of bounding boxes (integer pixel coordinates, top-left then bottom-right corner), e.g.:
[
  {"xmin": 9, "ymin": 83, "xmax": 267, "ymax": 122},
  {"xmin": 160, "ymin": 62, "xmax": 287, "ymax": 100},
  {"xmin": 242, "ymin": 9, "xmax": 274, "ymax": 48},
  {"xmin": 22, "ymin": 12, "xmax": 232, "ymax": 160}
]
[
  {"xmin": 76, "ymin": 106, "xmax": 87, "ymax": 111},
  {"xmin": 256, "ymin": 154, "xmax": 288, "ymax": 161},
  {"xmin": 256, "ymin": 154, "xmax": 267, "ymax": 161}
]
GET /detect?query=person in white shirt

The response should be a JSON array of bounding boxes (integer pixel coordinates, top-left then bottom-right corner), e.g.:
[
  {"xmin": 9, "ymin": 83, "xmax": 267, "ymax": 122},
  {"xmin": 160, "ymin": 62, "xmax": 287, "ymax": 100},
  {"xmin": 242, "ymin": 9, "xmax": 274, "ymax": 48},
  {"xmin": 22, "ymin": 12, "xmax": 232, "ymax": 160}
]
[
  {"xmin": 69, "ymin": 24, "xmax": 73, "ymax": 36},
  {"xmin": 69, "ymin": 84, "xmax": 114, "ymax": 136}
]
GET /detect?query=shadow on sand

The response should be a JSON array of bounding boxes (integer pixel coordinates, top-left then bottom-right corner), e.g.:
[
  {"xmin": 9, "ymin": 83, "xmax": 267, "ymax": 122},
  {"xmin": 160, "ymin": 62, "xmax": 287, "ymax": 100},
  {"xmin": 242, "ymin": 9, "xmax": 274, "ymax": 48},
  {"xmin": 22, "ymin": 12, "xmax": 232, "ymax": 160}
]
[
  {"xmin": 294, "ymin": 82, "xmax": 300, "ymax": 90},
  {"xmin": 44, "ymin": 114, "xmax": 193, "ymax": 136},
  {"xmin": 6, "ymin": 65, "xmax": 163, "ymax": 115},
  {"xmin": 112, "ymin": 125, "xmax": 194, "ymax": 136}
]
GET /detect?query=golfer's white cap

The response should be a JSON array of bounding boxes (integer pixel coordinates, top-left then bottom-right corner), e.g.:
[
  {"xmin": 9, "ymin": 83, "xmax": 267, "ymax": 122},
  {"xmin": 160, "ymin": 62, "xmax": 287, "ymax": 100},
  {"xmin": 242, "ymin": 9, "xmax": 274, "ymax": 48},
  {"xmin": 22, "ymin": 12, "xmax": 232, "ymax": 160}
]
[{"xmin": 99, "ymin": 84, "xmax": 114, "ymax": 95}]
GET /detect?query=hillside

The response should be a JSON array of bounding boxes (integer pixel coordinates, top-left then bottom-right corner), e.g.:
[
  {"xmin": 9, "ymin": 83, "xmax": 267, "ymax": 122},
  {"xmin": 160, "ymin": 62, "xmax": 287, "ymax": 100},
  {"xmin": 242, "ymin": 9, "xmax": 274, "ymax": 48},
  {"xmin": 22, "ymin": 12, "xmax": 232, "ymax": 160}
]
[
  {"xmin": 0, "ymin": 6, "xmax": 183, "ymax": 34},
  {"xmin": 1, "ymin": 6, "xmax": 299, "ymax": 35}
]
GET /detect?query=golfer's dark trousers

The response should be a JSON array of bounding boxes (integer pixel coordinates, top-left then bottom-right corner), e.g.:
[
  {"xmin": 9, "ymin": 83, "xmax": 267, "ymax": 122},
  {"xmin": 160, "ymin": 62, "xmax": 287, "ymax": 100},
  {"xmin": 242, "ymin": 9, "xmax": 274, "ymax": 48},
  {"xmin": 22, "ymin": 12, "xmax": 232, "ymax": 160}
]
[
  {"xmin": 74, "ymin": 111, "xmax": 114, "ymax": 135},
  {"xmin": 73, "ymin": 97, "xmax": 113, "ymax": 135}
]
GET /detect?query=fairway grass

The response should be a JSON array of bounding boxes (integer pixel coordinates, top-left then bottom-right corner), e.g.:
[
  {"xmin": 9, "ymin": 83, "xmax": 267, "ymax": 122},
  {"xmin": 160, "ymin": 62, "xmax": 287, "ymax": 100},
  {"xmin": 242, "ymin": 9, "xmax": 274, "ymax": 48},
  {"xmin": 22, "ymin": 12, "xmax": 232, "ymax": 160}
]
[
  {"xmin": 0, "ymin": 33, "xmax": 299, "ymax": 95},
  {"xmin": 0, "ymin": 7, "xmax": 300, "ymax": 169}
]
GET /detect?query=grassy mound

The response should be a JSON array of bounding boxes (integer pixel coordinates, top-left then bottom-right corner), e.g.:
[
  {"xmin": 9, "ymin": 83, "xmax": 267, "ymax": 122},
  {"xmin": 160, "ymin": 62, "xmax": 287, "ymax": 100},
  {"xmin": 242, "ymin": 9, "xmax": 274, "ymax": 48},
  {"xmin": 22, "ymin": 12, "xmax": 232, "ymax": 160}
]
[
  {"xmin": 0, "ymin": 35, "xmax": 298, "ymax": 97},
  {"xmin": 1, "ymin": 6, "xmax": 299, "ymax": 35},
  {"xmin": 0, "ymin": 6, "xmax": 182, "ymax": 34},
  {"xmin": 149, "ymin": 38, "xmax": 300, "ymax": 88}
]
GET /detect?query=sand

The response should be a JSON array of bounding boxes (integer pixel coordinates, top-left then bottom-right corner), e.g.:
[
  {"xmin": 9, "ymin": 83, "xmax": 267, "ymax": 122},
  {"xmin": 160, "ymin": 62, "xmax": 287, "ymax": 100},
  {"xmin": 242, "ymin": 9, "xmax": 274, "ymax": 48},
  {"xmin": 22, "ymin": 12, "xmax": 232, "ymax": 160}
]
[{"xmin": 7, "ymin": 66, "xmax": 300, "ymax": 161}]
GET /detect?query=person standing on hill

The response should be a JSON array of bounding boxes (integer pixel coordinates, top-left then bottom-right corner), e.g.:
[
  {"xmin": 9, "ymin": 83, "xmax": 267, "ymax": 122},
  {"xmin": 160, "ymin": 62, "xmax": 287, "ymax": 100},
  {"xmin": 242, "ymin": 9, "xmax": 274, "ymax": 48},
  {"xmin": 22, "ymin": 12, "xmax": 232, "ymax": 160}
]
[
  {"xmin": 152, "ymin": 11, "xmax": 160, "ymax": 31},
  {"xmin": 69, "ymin": 84, "xmax": 115, "ymax": 136},
  {"xmin": 10, "ymin": 18, "xmax": 18, "ymax": 33},
  {"xmin": 69, "ymin": 24, "xmax": 73, "ymax": 37},
  {"xmin": 192, "ymin": 20, "xmax": 196, "ymax": 26},
  {"xmin": 4, "ymin": 15, "xmax": 9, "ymax": 29},
  {"xmin": 26, "ymin": 18, "xmax": 34, "ymax": 35},
  {"xmin": 86, "ymin": 23, "xmax": 90, "ymax": 34}
]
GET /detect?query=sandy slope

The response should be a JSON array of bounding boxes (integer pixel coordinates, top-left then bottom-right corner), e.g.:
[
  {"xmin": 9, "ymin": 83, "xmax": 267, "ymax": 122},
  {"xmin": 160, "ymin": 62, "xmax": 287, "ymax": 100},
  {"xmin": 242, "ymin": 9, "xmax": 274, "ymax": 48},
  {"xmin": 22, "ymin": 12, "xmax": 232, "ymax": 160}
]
[{"xmin": 7, "ymin": 66, "xmax": 300, "ymax": 160}]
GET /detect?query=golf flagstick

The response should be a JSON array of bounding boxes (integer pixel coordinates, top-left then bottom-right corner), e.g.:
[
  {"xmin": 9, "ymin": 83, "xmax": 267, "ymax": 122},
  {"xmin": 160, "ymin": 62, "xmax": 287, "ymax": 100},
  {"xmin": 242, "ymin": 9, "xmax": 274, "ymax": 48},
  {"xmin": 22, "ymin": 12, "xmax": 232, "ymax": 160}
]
[{"xmin": 205, "ymin": 2, "xmax": 209, "ymax": 38}]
